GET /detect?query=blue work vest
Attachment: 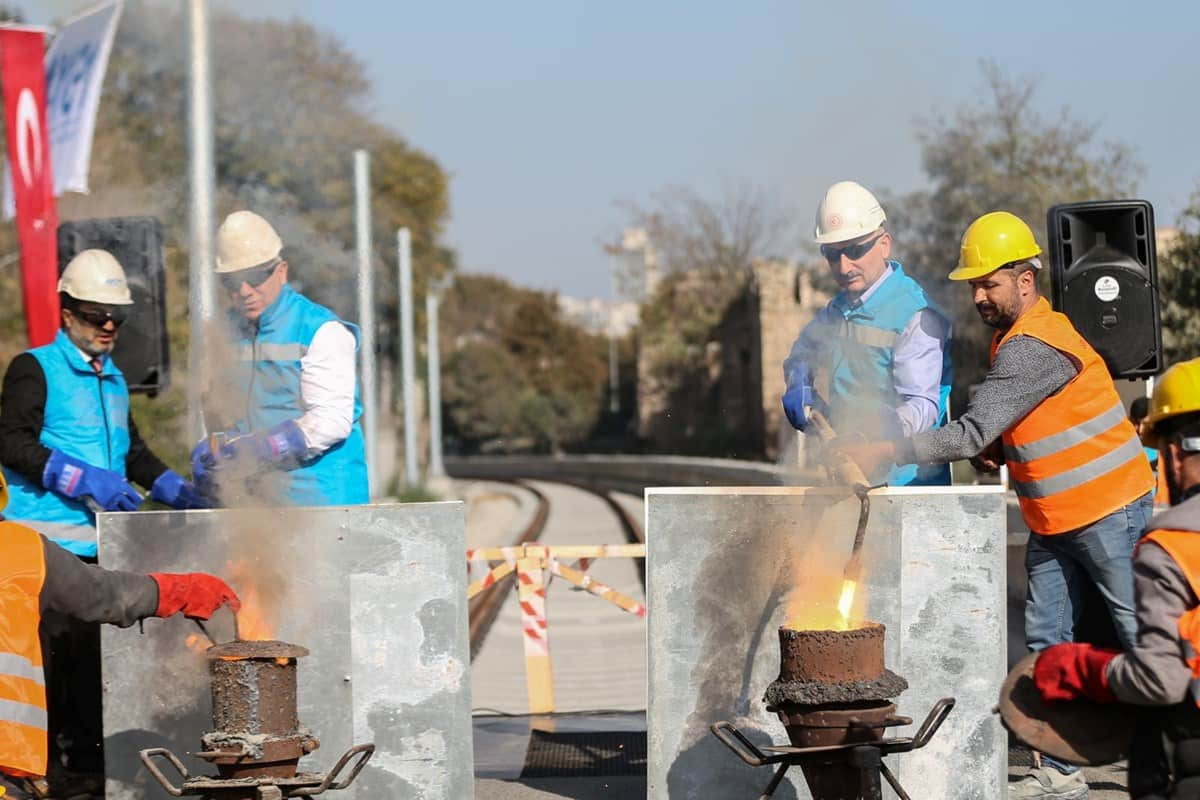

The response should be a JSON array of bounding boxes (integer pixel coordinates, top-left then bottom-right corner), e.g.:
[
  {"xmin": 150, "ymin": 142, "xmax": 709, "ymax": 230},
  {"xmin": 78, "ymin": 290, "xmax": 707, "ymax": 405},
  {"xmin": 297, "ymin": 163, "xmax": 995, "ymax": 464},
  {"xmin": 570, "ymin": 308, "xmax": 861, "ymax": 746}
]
[
  {"xmin": 3, "ymin": 330, "xmax": 131, "ymax": 556},
  {"xmin": 814, "ymin": 262, "xmax": 952, "ymax": 486},
  {"xmin": 229, "ymin": 285, "xmax": 369, "ymax": 506}
]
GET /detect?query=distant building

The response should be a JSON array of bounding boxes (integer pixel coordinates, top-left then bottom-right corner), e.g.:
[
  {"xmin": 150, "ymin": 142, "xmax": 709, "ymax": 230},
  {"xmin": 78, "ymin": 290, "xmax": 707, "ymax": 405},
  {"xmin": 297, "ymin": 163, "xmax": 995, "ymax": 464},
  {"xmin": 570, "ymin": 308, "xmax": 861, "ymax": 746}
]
[
  {"xmin": 635, "ymin": 259, "xmax": 829, "ymax": 459},
  {"xmin": 1157, "ymin": 226, "xmax": 1181, "ymax": 258},
  {"xmin": 558, "ymin": 295, "xmax": 639, "ymax": 337}
]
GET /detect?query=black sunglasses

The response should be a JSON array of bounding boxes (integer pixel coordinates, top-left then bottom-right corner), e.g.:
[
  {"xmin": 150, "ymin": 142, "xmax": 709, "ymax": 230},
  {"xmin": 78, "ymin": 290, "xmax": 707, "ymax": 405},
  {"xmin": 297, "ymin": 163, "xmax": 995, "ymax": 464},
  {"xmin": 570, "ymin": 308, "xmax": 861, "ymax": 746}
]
[
  {"xmin": 72, "ymin": 306, "xmax": 129, "ymax": 329},
  {"xmin": 220, "ymin": 260, "xmax": 279, "ymax": 293},
  {"xmin": 821, "ymin": 233, "xmax": 885, "ymax": 264}
]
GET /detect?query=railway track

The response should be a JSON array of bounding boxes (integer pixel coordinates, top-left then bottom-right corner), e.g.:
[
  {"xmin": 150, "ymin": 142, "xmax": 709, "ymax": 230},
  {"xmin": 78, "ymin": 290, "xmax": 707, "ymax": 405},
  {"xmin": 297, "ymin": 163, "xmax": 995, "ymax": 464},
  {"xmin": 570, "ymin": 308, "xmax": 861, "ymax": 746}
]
[{"xmin": 465, "ymin": 477, "xmax": 645, "ymax": 659}]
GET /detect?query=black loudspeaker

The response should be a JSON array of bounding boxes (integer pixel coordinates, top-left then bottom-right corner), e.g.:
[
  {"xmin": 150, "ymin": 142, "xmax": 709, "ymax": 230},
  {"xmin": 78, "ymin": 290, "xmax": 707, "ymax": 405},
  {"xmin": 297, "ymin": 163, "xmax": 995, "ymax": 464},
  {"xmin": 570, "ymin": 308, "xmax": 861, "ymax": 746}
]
[
  {"xmin": 57, "ymin": 217, "xmax": 170, "ymax": 394},
  {"xmin": 1047, "ymin": 200, "xmax": 1162, "ymax": 378}
]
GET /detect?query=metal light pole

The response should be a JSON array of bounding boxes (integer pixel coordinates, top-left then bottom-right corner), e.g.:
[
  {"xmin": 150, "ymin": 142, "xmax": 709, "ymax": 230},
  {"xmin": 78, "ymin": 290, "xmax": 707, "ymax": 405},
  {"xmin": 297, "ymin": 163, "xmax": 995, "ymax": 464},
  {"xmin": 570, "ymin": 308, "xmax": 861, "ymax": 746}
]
[
  {"xmin": 398, "ymin": 228, "xmax": 419, "ymax": 486},
  {"xmin": 425, "ymin": 277, "xmax": 451, "ymax": 480},
  {"xmin": 186, "ymin": 0, "xmax": 216, "ymax": 442},
  {"xmin": 354, "ymin": 151, "xmax": 377, "ymax": 495}
]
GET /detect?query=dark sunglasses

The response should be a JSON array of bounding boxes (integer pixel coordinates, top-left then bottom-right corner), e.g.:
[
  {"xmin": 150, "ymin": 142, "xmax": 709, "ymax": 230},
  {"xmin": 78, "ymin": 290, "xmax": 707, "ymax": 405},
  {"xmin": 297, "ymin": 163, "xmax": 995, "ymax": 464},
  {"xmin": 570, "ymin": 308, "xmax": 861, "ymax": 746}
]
[
  {"xmin": 821, "ymin": 233, "xmax": 885, "ymax": 264},
  {"xmin": 219, "ymin": 260, "xmax": 279, "ymax": 293},
  {"xmin": 72, "ymin": 306, "xmax": 129, "ymax": 329}
]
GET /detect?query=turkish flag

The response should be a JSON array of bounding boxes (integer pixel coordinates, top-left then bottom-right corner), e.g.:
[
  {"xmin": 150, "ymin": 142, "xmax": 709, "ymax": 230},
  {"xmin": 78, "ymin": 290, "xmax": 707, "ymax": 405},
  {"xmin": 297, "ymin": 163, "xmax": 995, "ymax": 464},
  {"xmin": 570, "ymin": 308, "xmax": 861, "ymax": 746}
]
[{"xmin": 0, "ymin": 27, "xmax": 59, "ymax": 346}]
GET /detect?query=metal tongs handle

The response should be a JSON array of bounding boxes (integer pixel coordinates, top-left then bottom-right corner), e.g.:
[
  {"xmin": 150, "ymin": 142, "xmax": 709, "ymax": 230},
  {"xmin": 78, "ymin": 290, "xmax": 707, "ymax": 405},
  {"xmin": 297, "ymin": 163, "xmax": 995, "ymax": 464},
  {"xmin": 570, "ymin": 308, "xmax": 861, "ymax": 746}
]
[
  {"xmin": 139, "ymin": 747, "xmax": 189, "ymax": 797},
  {"xmin": 709, "ymin": 721, "xmax": 785, "ymax": 767},
  {"xmin": 291, "ymin": 743, "xmax": 376, "ymax": 796},
  {"xmin": 911, "ymin": 697, "xmax": 956, "ymax": 750}
]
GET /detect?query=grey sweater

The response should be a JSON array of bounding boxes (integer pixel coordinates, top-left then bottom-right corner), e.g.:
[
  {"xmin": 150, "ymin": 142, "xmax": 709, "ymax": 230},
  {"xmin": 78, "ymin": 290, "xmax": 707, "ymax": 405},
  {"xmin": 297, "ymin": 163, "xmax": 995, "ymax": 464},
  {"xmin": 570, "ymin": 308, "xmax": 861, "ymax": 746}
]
[
  {"xmin": 39, "ymin": 535, "xmax": 158, "ymax": 626},
  {"xmin": 894, "ymin": 335, "xmax": 1079, "ymax": 465}
]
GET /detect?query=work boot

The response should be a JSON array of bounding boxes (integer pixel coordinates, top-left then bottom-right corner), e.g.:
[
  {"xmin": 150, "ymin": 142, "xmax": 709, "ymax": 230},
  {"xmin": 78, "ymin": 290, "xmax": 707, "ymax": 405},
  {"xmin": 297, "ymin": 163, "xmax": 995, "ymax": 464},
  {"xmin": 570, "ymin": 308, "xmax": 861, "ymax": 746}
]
[{"xmin": 1009, "ymin": 766, "xmax": 1089, "ymax": 799}]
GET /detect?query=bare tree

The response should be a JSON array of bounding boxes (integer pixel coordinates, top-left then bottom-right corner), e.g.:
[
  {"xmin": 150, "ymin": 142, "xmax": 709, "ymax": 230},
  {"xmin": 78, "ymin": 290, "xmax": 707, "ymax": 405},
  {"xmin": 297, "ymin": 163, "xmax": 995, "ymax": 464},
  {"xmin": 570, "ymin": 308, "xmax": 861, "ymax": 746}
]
[{"xmin": 607, "ymin": 180, "xmax": 793, "ymax": 299}]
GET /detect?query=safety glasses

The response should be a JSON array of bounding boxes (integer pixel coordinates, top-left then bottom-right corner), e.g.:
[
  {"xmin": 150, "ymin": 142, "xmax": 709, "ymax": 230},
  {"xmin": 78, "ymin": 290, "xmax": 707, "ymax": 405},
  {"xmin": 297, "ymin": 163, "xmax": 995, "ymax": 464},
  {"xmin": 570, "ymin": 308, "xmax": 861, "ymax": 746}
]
[
  {"xmin": 821, "ymin": 233, "xmax": 885, "ymax": 264},
  {"xmin": 219, "ymin": 260, "xmax": 279, "ymax": 293},
  {"xmin": 72, "ymin": 306, "xmax": 129, "ymax": 329}
]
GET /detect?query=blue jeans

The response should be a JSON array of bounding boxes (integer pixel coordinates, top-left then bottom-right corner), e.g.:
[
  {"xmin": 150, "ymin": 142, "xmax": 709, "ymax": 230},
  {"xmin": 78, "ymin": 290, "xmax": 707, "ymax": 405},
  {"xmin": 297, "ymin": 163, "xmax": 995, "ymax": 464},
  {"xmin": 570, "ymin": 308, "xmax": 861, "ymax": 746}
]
[
  {"xmin": 1025, "ymin": 491, "xmax": 1154, "ymax": 654},
  {"xmin": 1024, "ymin": 492, "xmax": 1153, "ymax": 775}
]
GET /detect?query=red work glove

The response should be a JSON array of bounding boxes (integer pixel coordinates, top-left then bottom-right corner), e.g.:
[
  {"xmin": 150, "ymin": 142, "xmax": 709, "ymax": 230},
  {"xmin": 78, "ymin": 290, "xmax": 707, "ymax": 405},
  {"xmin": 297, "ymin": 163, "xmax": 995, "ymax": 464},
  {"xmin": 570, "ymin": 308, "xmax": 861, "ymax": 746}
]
[
  {"xmin": 1034, "ymin": 642, "xmax": 1119, "ymax": 703},
  {"xmin": 151, "ymin": 573, "xmax": 242, "ymax": 620}
]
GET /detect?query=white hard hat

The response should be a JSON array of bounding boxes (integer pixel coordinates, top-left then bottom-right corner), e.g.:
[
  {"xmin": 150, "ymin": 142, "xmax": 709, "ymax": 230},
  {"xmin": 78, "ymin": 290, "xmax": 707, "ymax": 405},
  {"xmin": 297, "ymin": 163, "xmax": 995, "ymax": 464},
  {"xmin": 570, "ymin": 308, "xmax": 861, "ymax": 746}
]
[
  {"xmin": 58, "ymin": 249, "xmax": 134, "ymax": 305},
  {"xmin": 215, "ymin": 210, "xmax": 283, "ymax": 273},
  {"xmin": 814, "ymin": 181, "xmax": 887, "ymax": 245}
]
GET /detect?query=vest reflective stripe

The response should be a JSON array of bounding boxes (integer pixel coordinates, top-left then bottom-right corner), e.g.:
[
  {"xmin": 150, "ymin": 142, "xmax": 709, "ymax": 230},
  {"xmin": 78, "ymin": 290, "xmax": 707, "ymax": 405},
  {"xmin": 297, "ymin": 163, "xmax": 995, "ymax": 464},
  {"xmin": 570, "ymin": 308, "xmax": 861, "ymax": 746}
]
[
  {"xmin": 991, "ymin": 297, "xmax": 1152, "ymax": 534},
  {"xmin": 237, "ymin": 342, "xmax": 306, "ymax": 362},
  {"xmin": 0, "ymin": 655, "xmax": 43, "ymax": 687},
  {"xmin": 834, "ymin": 319, "xmax": 899, "ymax": 349},
  {"xmin": 0, "ymin": 698, "xmax": 46, "ymax": 731},
  {"xmin": 1010, "ymin": 437, "xmax": 1146, "ymax": 500},
  {"xmin": 0, "ymin": 522, "xmax": 48, "ymax": 777},
  {"xmin": 1003, "ymin": 401, "xmax": 1128, "ymax": 464}
]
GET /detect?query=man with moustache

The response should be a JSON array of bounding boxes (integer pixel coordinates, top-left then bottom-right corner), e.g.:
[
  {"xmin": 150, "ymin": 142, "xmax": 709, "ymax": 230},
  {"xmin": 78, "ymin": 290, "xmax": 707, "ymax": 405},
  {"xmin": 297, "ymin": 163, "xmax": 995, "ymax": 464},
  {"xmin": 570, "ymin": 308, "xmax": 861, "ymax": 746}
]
[
  {"xmin": 190, "ymin": 211, "xmax": 368, "ymax": 506},
  {"xmin": 0, "ymin": 250, "xmax": 207, "ymax": 552},
  {"xmin": 834, "ymin": 211, "xmax": 1153, "ymax": 799},
  {"xmin": 782, "ymin": 180, "xmax": 952, "ymax": 485}
]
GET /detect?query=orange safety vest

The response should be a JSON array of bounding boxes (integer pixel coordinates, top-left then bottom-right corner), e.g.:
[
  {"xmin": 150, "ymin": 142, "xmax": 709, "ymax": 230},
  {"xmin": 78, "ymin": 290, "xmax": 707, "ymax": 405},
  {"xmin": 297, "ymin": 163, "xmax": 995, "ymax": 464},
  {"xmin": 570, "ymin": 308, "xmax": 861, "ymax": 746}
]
[
  {"xmin": 1145, "ymin": 527, "xmax": 1200, "ymax": 707},
  {"xmin": 990, "ymin": 297, "xmax": 1153, "ymax": 535},
  {"xmin": 0, "ymin": 522, "xmax": 48, "ymax": 777}
]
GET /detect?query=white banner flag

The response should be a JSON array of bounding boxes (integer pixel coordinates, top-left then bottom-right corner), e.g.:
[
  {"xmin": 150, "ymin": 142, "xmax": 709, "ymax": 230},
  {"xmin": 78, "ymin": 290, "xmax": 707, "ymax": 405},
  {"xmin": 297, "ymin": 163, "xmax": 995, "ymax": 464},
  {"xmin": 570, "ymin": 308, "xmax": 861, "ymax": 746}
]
[{"xmin": 5, "ymin": 0, "xmax": 122, "ymax": 217}]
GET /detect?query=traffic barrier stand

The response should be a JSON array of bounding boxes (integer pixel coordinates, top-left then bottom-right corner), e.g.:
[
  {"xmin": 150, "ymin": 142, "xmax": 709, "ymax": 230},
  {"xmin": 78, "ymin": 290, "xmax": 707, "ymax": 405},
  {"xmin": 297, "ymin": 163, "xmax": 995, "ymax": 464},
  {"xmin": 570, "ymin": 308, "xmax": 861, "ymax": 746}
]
[{"xmin": 466, "ymin": 543, "xmax": 646, "ymax": 713}]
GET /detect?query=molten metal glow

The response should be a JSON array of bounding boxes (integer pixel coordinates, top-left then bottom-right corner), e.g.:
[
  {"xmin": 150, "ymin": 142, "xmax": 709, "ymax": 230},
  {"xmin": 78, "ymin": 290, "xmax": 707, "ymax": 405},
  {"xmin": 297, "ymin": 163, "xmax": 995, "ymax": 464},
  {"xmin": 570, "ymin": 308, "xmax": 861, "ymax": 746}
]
[{"xmin": 837, "ymin": 579, "xmax": 857, "ymax": 623}]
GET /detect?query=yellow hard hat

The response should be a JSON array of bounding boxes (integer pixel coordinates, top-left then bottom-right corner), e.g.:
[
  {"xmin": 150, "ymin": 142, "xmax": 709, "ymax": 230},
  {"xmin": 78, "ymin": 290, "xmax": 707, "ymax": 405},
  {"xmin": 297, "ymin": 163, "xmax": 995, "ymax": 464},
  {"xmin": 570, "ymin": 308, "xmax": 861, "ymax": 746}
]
[
  {"xmin": 949, "ymin": 211, "xmax": 1043, "ymax": 281},
  {"xmin": 1142, "ymin": 358, "xmax": 1200, "ymax": 446}
]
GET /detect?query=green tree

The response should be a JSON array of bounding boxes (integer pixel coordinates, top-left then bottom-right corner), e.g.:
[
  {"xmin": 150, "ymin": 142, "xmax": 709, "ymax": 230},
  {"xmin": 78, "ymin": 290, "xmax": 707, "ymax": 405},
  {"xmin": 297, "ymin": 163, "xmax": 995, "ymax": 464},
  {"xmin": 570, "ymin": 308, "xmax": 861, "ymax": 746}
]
[
  {"xmin": 1158, "ymin": 197, "xmax": 1200, "ymax": 364},
  {"xmin": 440, "ymin": 275, "xmax": 607, "ymax": 452},
  {"xmin": 887, "ymin": 62, "xmax": 1142, "ymax": 406}
]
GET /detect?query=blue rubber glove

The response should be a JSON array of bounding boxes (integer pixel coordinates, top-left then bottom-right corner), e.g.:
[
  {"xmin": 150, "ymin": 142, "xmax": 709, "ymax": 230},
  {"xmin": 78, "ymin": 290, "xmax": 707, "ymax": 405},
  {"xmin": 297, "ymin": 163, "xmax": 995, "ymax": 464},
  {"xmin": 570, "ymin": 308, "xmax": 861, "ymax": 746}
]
[
  {"xmin": 247, "ymin": 419, "xmax": 308, "ymax": 464},
  {"xmin": 150, "ymin": 469, "xmax": 211, "ymax": 510},
  {"xmin": 208, "ymin": 420, "xmax": 308, "ymax": 468},
  {"xmin": 782, "ymin": 361, "xmax": 817, "ymax": 431},
  {"xmin": 43, "ymin": 449, "xmax": 143, "ymax": 512}
]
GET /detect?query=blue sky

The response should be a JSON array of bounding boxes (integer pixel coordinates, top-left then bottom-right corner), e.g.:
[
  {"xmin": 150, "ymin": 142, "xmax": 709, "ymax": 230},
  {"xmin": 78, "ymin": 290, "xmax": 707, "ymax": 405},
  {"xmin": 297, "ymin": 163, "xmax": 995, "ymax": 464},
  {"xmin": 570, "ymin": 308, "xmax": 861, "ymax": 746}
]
[{"xmin": 29, "ymin": 1, "xmax": 1200, "ymax": 299}]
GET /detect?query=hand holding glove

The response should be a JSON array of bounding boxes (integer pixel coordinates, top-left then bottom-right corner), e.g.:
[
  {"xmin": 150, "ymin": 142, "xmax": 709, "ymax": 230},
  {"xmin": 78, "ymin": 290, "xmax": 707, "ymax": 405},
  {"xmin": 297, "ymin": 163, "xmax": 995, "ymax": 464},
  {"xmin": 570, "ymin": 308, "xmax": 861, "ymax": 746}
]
[
  {"xmin": 150, "ymin": 469, "xmax": 210, "ymax": 510},
  {"xmin": 1034, "ymin": 642, "xmax": 1119, "ymax": 704},
  {"xmin": 43, "ymin": 449, "xmax": 143, "ymax": 512},
  {"xmin": 151, "ymin": 573, "xmax": 242, "ymax": 620}
]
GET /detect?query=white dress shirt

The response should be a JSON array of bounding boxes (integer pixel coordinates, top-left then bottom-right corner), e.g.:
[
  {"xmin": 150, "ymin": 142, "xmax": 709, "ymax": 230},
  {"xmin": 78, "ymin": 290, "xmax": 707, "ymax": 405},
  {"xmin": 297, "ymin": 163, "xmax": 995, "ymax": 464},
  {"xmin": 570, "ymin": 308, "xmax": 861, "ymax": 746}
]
[{"xmin": 294, "ymin": 321, "xmax": 357, "ymax": 454}]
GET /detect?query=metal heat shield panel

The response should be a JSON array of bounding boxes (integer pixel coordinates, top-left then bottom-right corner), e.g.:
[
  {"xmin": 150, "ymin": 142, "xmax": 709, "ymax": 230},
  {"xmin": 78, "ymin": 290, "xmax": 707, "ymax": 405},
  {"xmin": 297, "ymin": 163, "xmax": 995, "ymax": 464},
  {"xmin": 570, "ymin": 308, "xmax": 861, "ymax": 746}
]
[
  {"xmin": 646, "ymin": 485, "xmax": 1006, "ymax": 800},
  {"xmin": 98, "ymin": 503, "xmax": 472, "ymax": 800}
]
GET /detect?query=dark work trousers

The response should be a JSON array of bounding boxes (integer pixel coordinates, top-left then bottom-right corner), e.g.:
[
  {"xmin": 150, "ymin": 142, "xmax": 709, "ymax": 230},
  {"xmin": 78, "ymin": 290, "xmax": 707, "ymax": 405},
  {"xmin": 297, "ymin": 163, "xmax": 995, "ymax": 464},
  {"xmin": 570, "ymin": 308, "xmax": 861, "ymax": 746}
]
[
  {"xmin": 40, "ymin": 556, "xmax": 105, "ymax": 775},
  {"xmin": 1130, "ymin": 702, "xmax": 1200, "ymax": 799}
]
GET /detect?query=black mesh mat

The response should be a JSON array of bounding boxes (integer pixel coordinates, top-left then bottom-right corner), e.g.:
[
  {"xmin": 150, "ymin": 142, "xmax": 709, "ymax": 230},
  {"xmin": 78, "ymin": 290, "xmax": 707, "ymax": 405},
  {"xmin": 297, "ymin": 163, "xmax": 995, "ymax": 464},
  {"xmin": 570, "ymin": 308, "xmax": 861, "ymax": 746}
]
[{"xmin": 520, "ymin": 729, "xmax": 648, "ymax": 777}]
